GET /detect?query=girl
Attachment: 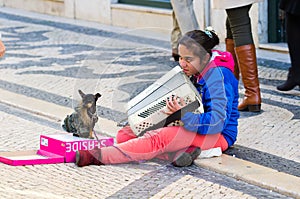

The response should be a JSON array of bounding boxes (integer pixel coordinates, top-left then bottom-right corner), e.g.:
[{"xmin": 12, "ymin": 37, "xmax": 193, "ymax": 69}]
[{"xmin": 75, "ymin": 29, "xmax": 239, "ymax": 167}]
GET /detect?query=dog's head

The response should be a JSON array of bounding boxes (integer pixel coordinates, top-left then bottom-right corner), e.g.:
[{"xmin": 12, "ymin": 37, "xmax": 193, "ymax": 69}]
[{"xmin": 78, "ymin": 90, "xmax": 101, "ymax": 109}]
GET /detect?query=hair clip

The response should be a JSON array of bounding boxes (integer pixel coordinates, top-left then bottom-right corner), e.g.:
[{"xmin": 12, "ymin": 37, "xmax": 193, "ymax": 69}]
[
  {"xmin": 204, "ymin": 26, "xmax": 215, "ymax": 38},
  {"xmin": 204, "ymin": 30, "xmax": 212, "ymax": 38}
]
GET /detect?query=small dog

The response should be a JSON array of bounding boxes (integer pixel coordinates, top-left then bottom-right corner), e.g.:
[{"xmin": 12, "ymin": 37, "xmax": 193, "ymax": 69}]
[{"xmin": 62, "ymin": 90, "xmax": 101, "ymax": 139}]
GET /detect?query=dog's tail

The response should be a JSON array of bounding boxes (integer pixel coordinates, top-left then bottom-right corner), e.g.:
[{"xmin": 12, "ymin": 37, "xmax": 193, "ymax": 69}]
[{"xmin": 62, "ymin": 114, "xmax": 77, "ymax": 133}]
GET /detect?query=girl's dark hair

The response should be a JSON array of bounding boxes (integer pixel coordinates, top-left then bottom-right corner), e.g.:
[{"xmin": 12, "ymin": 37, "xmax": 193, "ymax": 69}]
[{"xmin": 178, "ymin": 29, "xmax": 219, "ymax": 56}]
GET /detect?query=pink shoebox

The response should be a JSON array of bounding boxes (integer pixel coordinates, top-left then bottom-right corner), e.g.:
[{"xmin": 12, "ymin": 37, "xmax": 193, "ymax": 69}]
[
  {"xmin": 39, "ymin": 134, "xmax": 114, "ymax": 163},
  {"xmin": 0, "ymin": 133, "xmax": 114, "ymax": 166},
  {"xmin": 0, "ymin": 150, "xmax": 65, "ymax": 166}
]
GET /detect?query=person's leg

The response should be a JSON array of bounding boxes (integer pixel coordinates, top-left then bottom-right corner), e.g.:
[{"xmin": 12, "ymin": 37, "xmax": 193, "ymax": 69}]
[
  {"xmin": 116, "ymin": 126, "xmax": 137, "ymax": 144},
  {"xmin": 170, "ymin": 0, "xmax": 198, "ymax": 34},
  {"xmin": 226, "ymin": 17, "xmax": 233, "ymax": 40},
  {"xmin": 169, "ymin": 132, "xmax": 229, "ymax": 167},
  {"xmin": 101, "ymin": 127, "xmax": 228, "ymax": 165},
  {"xmin": 76, "ymin": 126, "xmax": 137, "ymax": 167},
  {"xmin": 117, "ymin": 126, "xmax": 173, "ymax": 161},
  {"xmin": 100, "ymin": 126, "xmax": 196, "ymax": 164},
  {"xmin": 227, "ymin": 4, "xmax": 261, "ymax": 112},
  {"xmin": 192, "ymin": 132, "xmax": 228, "ymax": 152},
  {"xmin": 277, "ymin": 12, "xmax": 300, "ymax": 91},
  {"xmin": 286, "ymin": 13, "xmax": 300, "ymax": 77},
  {"xmin": 226, "ymin": 5, "xmax": 253, "ymax": 46},
  {"xmin": 76, "ymin": 126, "xmax": 228, "ymax": 166},
  {"xmin": 225, "ymin": 17, "xmax": 239, "ymax": 80},
  {"xmin": 171, "ymin": 11, "xmax": 181, "ymax": 61}
]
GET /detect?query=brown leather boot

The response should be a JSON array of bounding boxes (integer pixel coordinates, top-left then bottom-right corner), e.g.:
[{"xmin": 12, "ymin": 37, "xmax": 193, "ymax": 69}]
[
  {"xmin": 225, "ymin": 38, "xmax": 239, "ymax": 80},
  {"xmin": 75, "ymin": 148, "xmax": 103, "ymax": 167},
  {"xmin": 235, "ymin": 44, "xmax": 261, "ymax": 112}
]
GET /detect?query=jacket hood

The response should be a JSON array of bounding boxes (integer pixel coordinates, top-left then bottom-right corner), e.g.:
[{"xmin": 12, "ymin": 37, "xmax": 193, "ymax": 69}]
[{"xmin": 196, "ymin": 49, "xmax": 234, "ymax": 81}]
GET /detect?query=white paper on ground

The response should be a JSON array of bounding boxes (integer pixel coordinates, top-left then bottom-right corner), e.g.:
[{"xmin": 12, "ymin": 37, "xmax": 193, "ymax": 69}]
[{"xmin": 198, "ymin": 147, "xmax": 222, "ymax": 159}]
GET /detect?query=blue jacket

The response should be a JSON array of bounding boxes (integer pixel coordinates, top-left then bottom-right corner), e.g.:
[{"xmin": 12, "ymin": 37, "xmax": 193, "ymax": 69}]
[{"xmin": 181, "ymin": 50, "xmax": 240, "ymax": 147}]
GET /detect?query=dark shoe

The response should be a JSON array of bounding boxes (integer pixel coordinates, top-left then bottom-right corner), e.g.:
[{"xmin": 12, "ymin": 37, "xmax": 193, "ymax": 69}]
[
  {"xmin": 277, "ymin": 68, "xmax": 300, "ymax": 91},
  {"xmin": 75, "ymin": 148, "xmax": 103, "ymax": 167},
  {"xmin": 277, "ymin": 80, "xmax": 300, "ymax": 91},
  {"xmin": 172, "ymin": 147, "xmax": 201, "ymax": 167},
  {"xmin": 172, "ymin": 48, "xmax": 179, "ymax": 62}
]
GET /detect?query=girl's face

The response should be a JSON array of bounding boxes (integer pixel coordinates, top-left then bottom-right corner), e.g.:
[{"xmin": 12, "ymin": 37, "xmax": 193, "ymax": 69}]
[{"xmin": 178, "ymin": 44, "xmax": 207, "ymax": 77}]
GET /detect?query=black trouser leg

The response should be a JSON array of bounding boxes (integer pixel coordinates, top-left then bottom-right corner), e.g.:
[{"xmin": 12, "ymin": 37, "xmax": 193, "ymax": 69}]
[
  {"xmin": 286, "ymin": 12, "xmax": 300, "ymax": 78},
  {"xmin": 226, "ymin": 4, "xmax": 253, "ymax": 47},
  {"xmin": 277, "ymin": 12, "xmax": 300, "ymax": 91}
]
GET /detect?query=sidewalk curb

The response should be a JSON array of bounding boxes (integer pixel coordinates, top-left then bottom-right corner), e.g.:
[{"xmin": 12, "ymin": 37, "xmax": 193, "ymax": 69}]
[{"xmin": 195, "ymin": 155, "xmax": 300, "ymax": 199}]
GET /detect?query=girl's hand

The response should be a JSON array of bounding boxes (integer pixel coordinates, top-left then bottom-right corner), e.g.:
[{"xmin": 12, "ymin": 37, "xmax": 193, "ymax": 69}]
[{"xmin": 163, "ymin": 96, "xmax": 186, "ymax": 115}]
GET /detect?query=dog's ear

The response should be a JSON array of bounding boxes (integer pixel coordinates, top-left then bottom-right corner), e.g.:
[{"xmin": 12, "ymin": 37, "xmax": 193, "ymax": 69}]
[
  {"xmin": 78, "ymin": 90, "xmax": 85, "ymax": 98},
  {"xmin": 95, "ymin": 93, "xmax": 102, "ymax": 101}
]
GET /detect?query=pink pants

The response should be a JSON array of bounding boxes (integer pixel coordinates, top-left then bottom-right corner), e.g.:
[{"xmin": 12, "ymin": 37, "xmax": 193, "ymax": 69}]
[{"xmin": 100, "ymin": 126, "xmax": 228, "ymax": 164}]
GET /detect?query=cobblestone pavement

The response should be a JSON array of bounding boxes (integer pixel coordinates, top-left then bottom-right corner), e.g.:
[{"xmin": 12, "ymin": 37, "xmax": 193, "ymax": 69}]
[{"xmin": 0, "ymin": 7, "xmax": 299, "ymax": 199}]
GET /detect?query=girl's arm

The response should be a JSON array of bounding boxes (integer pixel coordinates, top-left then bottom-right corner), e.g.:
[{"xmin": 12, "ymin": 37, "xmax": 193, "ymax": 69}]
[{"xmin": 181, "ymin": 68, "xmax": 234, "ymax": 134}]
